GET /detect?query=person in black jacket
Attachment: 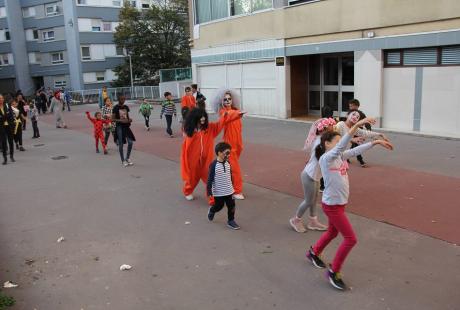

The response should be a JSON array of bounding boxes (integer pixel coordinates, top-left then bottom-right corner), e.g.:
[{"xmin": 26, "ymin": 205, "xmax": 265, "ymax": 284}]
[
  {"xmin": 348, "ymin": 99, "xmax": 370, "ymax": 167},
  {"xmin": 191, "ymin": 84, "xmax": 206, "ymax": 110},
  {"xmin": 0, "ymin": 94, "xmax": 15, "ymax": 165}
]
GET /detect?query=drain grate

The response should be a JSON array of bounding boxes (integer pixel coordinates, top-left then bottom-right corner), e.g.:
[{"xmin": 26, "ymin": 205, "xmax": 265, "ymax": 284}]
[
  {"xmin": 51, "ymin": 155, "xmax": 68, "ymax": 160},
  {"xmin": 33, "ymin": 144, "xmax": 45, "ymax": 147}
]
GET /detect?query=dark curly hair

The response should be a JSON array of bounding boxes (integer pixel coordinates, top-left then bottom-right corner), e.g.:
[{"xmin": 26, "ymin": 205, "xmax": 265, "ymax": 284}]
[{"xmin": 184, "ymin": 108, "xmax": 208, "ymax": 137}]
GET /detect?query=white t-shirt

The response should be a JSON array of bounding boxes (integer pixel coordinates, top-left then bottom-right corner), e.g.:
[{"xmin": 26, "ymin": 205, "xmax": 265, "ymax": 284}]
[{"xmin": 303, "ymin": 136, "xmax": 322, "ymax": 182}]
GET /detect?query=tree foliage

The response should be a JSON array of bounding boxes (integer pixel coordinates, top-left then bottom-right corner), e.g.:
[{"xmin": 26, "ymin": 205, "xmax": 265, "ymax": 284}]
[{"xmin": 112, "ymin": 1, "xmax": 191, "ymax": 86}]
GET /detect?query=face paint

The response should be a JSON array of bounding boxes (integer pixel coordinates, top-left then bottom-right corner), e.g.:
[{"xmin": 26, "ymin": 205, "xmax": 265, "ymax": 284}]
[{"xmin": 347, "ymin": 111, "xmax": 360, "ymax": 124}]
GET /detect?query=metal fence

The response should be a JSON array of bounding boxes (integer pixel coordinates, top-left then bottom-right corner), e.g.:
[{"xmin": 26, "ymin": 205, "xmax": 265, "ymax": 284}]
[
  {"xmin": 159, "ymin": 67, "xmax": 192, "ymax": 83},
  {"xmin": 68, "ymin": 86, "xmax": 161, "ymax": 105}
]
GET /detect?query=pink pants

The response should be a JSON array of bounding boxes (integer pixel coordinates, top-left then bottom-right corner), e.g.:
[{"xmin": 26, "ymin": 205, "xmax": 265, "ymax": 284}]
[{"xmin": 312, "ymin": 204, "xmax": 357, "ymax": 273}]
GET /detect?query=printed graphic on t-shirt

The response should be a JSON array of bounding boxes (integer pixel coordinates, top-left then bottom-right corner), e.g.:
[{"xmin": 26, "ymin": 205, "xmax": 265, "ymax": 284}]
[{"xmin": 119, "ymin": 109, "xmax": 128, "ymax": 120}]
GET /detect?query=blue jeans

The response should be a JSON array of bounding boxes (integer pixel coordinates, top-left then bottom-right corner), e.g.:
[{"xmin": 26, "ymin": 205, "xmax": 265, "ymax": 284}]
[{"xmin": 116, "ymin": 126, "xmax": 133, "ymax": 162}]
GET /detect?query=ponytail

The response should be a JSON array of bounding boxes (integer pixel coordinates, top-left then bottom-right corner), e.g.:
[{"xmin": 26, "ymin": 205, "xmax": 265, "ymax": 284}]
[{"xmin": 315, "ymin": 131, "xmax": 341, "ymax": 160}]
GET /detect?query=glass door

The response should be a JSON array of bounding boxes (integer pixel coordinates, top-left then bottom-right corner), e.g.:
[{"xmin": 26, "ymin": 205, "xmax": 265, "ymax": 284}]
[{"xmin": 308, "ymin": 53, "xmax": 354, "ymax": 116}]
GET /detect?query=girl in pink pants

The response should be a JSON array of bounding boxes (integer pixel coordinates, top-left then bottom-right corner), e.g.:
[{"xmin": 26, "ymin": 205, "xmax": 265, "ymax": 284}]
[{"xmin": 307, "ymin": 116, "xmax": 393, "ymax": 290}]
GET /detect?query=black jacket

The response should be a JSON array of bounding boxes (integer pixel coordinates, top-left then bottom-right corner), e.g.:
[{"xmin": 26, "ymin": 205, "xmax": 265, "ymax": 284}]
[{"xmin": 0, "ymin": 104, "xmax": 15, "ymax": 132}]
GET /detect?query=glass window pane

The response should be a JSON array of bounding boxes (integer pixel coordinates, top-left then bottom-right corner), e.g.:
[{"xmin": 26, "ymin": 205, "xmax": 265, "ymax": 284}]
[
  {"xmin": 323, "ymin": 57, "xmax": 338, "ymax": 85},
  {"xmin": 195, "ymin": 0, "xmax": 211, "ymax": 23},
  {"xmin": 441, "ymin": 46, "xmax": 460, "ymax": 65},
  {"xmin": 386, "ymin": 51, "xmax": 401, "ymax": 65},
  {"xmin": 252, "ymin": 0, "xmax": 272, "ymax": 12},
  {"xmin": 232, "ymin": 0, "xmax": 250, "ymax": 15},
  {"xmin": 309, "ymin": 91, "xmax": 320, "ymax": 111},
  {"xmin": 324, "ymin": 91, "xmax": 338, "ymax": 112},
  {"xmin": 342, "ymin": 56, "xmax": 354, "ymax": 86},
  {"xmin": 403, "ymin": 48, "xmax": 437, "ymax": 65},
  {"xmin": 308, "ymin": 55, "xmax": 320, "ymax": 85},
  {"xmin": 211, "ymin": 0, "xmax": 229, "ymax": 20},
  {"xmin": 342, "ymin": 92, "xmax": 354, "ymax": 112}
]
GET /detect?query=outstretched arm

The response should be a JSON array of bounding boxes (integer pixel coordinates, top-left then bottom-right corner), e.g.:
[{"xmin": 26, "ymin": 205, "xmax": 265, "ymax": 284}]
[
  {"xmin": 209, "ymin": 110, "xmax": 245, "ymax": 137},
  {"xmin": 85, "ymin": 111, "xmax": 96, "ymax": 124}
]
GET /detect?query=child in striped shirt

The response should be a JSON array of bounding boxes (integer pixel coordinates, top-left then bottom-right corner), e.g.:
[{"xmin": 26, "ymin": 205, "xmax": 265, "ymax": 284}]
[
  {"xmin": 207, "ymin": 142, "xmax": 240, "ymax": 230},
  {"xmin": 160, "ymin": 92, "xmax": 177, "ymax": 137}
]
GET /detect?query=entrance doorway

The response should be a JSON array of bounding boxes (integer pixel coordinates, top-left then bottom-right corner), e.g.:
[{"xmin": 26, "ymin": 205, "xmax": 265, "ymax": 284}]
[{"xmin": 308, "ymin": 53, "xmax": 354, "ymax": 117}]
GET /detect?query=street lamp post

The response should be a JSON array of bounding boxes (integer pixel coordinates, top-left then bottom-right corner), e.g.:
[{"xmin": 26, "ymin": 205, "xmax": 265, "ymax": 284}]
[{"xmin": 128, "ymin": 52, "xmax": 134, "ymax": 99}]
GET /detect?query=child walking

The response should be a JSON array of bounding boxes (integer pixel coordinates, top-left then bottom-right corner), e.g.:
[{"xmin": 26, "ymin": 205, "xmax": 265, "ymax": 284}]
[
  {"xmin": 101, "ymin": 97, "xmax": 115, "ymax": 146},
  {"xmin": 207, "ymin": 142, "xmax": 240, "ymax": 230},
  {"xmin": 289, "ymin": 118, "xmax": 336, "ymax": 233},
  {"xmin": 139, "ymin": 98, "xmax": 153, "ymax": 130},
  {"xmin": 160, "ymin": 92, "xmax": 177, "ymax": 137},
  {"xmin": 85, "ymin": 111, "xmax": 111, "ymax": 154},
  {"xmin": 29, "ymin": 101, "xmax": 40, "ymax": 138},
  {"xmin": 10, "ymin": 99, "xmax": 25, "ymax": 151},
  {"xmin": 307, "ymin": 117, "xmax": 393, "ymax": 290}
]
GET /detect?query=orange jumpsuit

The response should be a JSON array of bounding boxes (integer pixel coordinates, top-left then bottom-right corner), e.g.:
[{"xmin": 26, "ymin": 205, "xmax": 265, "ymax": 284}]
[
  {"xmin": 181, "ymin": 112, "xmax": 241, "ymax": 198},
  {"xmin": 220, "ymin": 107, "xmax": 244, "ymax": 194}
]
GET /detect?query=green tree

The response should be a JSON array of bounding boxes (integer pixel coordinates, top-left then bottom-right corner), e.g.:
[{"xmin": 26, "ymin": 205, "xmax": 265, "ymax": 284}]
[{"xmin": 112, "ymin": 1, "xmax": 191, "ymax": 86}]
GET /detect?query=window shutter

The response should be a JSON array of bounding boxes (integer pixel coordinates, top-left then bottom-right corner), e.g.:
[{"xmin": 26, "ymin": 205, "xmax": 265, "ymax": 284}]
[
  {"xmin": 403, "ymin": 48, "xmax": 437, "ymax": 65},
  {"xmin": 441, "ymin": 46, "xmax": 460, "ymax": 65}
]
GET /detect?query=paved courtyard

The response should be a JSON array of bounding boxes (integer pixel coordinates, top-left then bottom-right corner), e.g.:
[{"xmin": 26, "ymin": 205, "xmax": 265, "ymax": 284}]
[{"xmin": 0, "ymin": 103, "xmax": 459, "ymax": 310}]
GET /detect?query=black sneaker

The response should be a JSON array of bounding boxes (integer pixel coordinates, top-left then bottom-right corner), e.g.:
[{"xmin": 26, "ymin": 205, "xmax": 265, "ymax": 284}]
[
  {"xmin": 327, "ymin": 266, "xmax": 346, "ymax": 290},
  {"xmin": 207, "ymin": 209, "xmax": 215, "ymax": 222},
  {"xmin": 307, "ymin": 247, "xmax": 326, "ymax": 269},
  {"xmin": 96, "ymin": 149, "xmax": 100, "ymax": 153},
  {"xmin": 227, "ymin": 220, "xmax": 240, "ymax": 230}
]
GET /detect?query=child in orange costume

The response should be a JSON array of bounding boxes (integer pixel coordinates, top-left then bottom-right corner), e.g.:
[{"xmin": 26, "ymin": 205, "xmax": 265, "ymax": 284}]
[
  {"xmin": 180, "ymin": 86, "xmax": 196, "ymax": 121},
  {"xmin": 219, "ymin": 91, "xmax": 245, "ymax": 200},
  {"xmin": 181, "ymin": 108, "xmax": 244, "ymax": 201},
  {"xmin": 86, "ymin": 111, "xmax": 111, "ymax": 154}
]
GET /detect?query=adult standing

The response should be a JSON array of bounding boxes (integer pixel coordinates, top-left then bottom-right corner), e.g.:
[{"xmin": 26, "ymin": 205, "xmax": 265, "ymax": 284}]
[
  {"xmin": 39, "ymin": 89, "xmax": 49, "ymax": 114},
  {"xmin": 112, "ymin": 95, "xmax": 136, "ymax": 167},
  {"xmin": 0, "ymin": 94, "xmax": 15, "ymax": 165},
  {"xmin": 52, "ymin": 91, "xmax": 67, "ymax": 128},
  {"xmin": 16, "ymin": 93, "xmax": 27, "ymax": 131}
]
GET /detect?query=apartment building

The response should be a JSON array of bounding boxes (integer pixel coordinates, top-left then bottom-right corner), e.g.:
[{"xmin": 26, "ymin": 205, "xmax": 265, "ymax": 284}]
[
  {"xmin": 189, "ymin": 0, "xmax": 460, "ymax": 137},
  {"xmin": 0, "ymin": 0, "xmax": 155, "ymax": 94}
]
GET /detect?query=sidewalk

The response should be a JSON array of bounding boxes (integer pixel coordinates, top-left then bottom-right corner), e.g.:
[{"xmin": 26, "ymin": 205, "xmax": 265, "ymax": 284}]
[{"xmin": 0, "ymin": 106, "xmax": 458, "ymax": 310}]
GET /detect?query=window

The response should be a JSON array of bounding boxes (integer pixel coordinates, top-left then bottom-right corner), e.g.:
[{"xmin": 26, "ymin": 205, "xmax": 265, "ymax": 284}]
[
  {"xmin": 128, "ymin": 1, "xmax": 136, "ymax": 7},
  {"xmin": 81, "ymin": 46, "xmax": 91, "ymax": 60},
  {"xmin": 385, "ymin": 45, "xmax": 460, "ymax": 67},
  {"xmin": 96, "ymin": 72, "xmax": 105, "ymax": 81},
  {"xmin": 1, "ymin": 54, "xmax": 9, "ymax": 65},
  {"xmin": 43, "ymin": 30, "xmax": 55, "ymax": 41},
  {"xmin": 92, "ymin": 26, "xmax": 101, "ymax": 31},
  {"xmin": 0, "ymin": 7, "xmax": 6, "ymax": 18},
  {"xmin": 141, "ymin": 1, "xmax": 150, "ymax": 9},
  {"xmin": 112, "ymin": 0, "xmax": 121, "ymax": 6},
  {"xmin": 116, "ymin": 46, "xmax": 124, "ymax": 56},
  {"xmin": 28, "ymin": 52, "xmax": 41, "ymax": 64},
  {"xmin": 22, "ymin": 6, "xmax": 36, "ymax": 18},
  {"xmin": 195, "ymin": 0, "xmax": 273, "ymax": 24},
  {"xmin": 33, "ymin": 30, "xmax": 39, "ymax": 40},
  {"xmin": 51, "ymin": 52, "xmax": 64, "ymax": 64},
  {"xmin": 54, "ymin": 80, "xmax": 67, "ymax": 87},
  {"xmin": 77, "ymin": 0, "xmax": 87, "ymax": 4},
  {"xmin": 45, "ymin": 3, "xmax": 59, "ymax": 16},
  {"xmin": 5, "ymin": 30, "xmax": 10, "ymax": 41},
  {"xmin": 102, "ymin": 22, "xmax": 112, "ymax": 31},
  {"xmin": 288, "ymin": 0, "xmax": 319, "ymax": 5}
]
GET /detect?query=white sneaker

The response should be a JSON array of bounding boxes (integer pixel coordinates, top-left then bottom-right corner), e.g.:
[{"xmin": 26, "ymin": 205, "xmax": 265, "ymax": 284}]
[
  {"xmin": 307, "ymin": 216, "xmax": 328, "ymax": 231},
  {"xmin": 126, "ymin": 159, "xmax": 134, "ymax": 166},
  {"xmin": 185, "ymin": 195, "xmax": 194, "ymax": 201},
  {"xmin": 122, "ymin": 161, "xmax": 129, "ymax": 167},
  {"xmin": 289, "ymin": 217, "xmax": 307, "ymax": 233},
  {"xmin": 233, "ymin": 194, "xmax": 245, "ymax": 200}
]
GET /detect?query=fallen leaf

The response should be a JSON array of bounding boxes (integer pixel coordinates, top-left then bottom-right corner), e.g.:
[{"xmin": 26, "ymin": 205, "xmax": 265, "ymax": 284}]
[{"xmin": 119, "ymin": 264, "xmax": 132, "ymax": 271}]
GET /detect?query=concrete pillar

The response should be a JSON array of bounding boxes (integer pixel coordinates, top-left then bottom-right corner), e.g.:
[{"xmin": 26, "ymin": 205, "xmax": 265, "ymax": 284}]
[
  {"xmin": 5, "ymin": 0, "xmax": 35, "ymax": 95},
  {"xmin": 354, "ymin": 50, "xmax": 383, "ymax": 127},
  {"xmin": 62, "ymin": 0, "xmax": 84, "ymax": 90}
]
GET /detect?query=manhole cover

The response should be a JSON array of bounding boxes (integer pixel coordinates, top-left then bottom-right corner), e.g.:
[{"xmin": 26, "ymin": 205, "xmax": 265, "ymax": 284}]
[
  {"xmin": 51, "ymin": 156, "xmax": 68, "ymax": 160},
  {"xmin": 33, "ymin": 144, "xmax": 45, "ymax": 147}
]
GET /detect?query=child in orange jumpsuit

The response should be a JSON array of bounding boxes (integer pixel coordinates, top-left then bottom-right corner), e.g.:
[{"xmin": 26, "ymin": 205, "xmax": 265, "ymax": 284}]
[
  {"xmin": 86, "ymin": 111, "xmax": 111, "ymax": 154},
  {"xmin": 181, "ymin": 108, "xmax": 244, "ymax": 202},
  {"xmin": 219, "ymin": 91, "xmax": 245, "ymax": 200},
  {"xmin": 181, "ymin": 86, "xmax": 196, "ymax": 121}
]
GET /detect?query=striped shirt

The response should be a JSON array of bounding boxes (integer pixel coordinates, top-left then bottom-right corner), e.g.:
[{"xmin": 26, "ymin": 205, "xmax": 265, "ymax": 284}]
[
  {"xmin": 207, "ymin": 160, "xmax": 234, "ymax": 197},
  {"xmin": 161, "ymin": 100, "xmax": 177, "ymax": 117}
]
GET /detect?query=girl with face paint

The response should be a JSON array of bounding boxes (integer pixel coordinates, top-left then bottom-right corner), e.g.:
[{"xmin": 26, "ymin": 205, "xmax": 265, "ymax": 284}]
[
  {"xmin": 219, "ymin": 91, "xmax": 245, "ymax": 200},
  {"xmin": 52, "ymin": 91, "xmax": 67, "ymax": 129},
  {"xmin": 181, "ymin": 108, "xmax": 245, "ymax": 202}
]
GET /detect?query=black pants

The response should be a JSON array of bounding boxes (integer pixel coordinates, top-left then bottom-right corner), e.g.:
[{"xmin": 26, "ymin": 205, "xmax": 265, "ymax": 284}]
[
  {"xmin": 210, "ymin": 195, "xmax": 235, "ymax": 221},
  {"xmin": 181, "ymin": 107, "xmax": 189, "ymax": 122},
  {"xmin": 350, "ymin": 142, "xmax": 365, "ymax": 165},
  {"xmin": 14, "ymin": 125, "xmax": 23, "ymax": 146},
  {"xmin": 32, "ymin": 120, "xmax": 40, "ymax": 137},
  {"xmin": 320, "ymin": 178, "xmax": 325, "ymax": 190},
  {"xmin": 1, "ymin": 126, "xmax": 14, "ymax": 159},
  {"xmin": 165, "ymin": 114, "xmax": 173, "ymax": 135},
  {"xmin": 143, "ymin": 115, "xmax": 150, "ymax": 128},
  {"xmin": 104, "ymin": 130, "xmax": 116, "ymax": 146},
  {"xmin": 22, "ymin": 117, "xmax": 26, "ymax": 130}
]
